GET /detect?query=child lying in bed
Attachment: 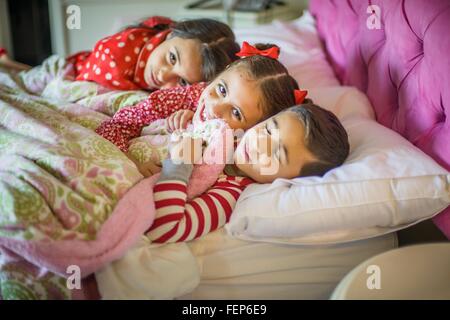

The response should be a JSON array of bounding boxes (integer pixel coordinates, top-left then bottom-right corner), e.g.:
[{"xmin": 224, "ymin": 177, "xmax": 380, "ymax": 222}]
[
  {"xmin": 96, "ymin": 42, "xmax": 303, "ymax": 176},
  {"xmin": 0, "ymin": 16, "xmax": 239, "ymax": 91},
  {"xmin": 147, "ymin": 101, "xmax": 350, "ymax": 243}
]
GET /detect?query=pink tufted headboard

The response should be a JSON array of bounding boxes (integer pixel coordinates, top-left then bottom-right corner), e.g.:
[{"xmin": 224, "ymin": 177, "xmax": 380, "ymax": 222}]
[{"xmin": 310, "ymin": 0, "xmax": 450, "ymax": 239}]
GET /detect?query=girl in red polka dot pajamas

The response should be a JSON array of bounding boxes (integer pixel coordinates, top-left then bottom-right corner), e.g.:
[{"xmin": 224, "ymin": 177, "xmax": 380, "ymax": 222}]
[{"xmin": 1, "ymin": 16, "xmax": 240, "ymax": 92}]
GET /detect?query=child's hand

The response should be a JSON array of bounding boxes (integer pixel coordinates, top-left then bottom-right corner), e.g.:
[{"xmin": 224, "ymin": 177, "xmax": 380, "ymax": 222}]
[
  {"xmin": 169, "ymin": 134, "xmax": 203, "ymax": 165},
  {"xmin": 136, "ymin": 160, "xmax": 162, "ymax": 177},
  {"xmin": 126, "ymin": 151, "xmax": 139, "ymax": 166},
  {"xmin": 166, "ymin": 110, "xmax": 194, "ymax": 133},
  {"xmin": 126, "ymin": 152, "xmax": 161, "ymax": 177}
]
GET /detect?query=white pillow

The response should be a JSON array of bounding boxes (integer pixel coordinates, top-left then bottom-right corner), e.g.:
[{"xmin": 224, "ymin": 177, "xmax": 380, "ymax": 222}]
[
  {"xmin": 234, "ymin": 11, "xmax": 339, "ymax": 89},
  {"xmin": 225, "ymin": 87, "xmax": 450, "ymax": 245}
]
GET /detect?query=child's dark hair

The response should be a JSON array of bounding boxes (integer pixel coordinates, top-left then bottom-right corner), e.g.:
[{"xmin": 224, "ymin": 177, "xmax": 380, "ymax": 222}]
[
  {"xmin": 129, "ymin": 18, "xmax": 240, "ymax": 82},
  {"xmin": 227, "ymin": 44, "xmax": 299, "ymax": 120},
  {"xmin": 286, "ymin": 100, "xmax": 350, "ymax": 177}
]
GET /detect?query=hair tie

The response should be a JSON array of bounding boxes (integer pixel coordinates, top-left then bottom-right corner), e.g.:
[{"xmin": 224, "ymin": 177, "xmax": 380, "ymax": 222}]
[
  {"xmin": 294, "ymin": 89, "xmax": 308, "ymax": 105},
  {"xmin": 141, "ymin": 16, "xmax": 174, "ymax": 29},
  {"xmin": 236, "ymin": 41, "xmax": 279, "ymax": 59}
]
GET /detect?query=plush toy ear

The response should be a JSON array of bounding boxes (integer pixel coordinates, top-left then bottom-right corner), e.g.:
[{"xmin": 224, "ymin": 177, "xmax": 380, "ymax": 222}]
[{"xmin": 187, "ymin": 120, "xmax": 230, "ymax": 199}]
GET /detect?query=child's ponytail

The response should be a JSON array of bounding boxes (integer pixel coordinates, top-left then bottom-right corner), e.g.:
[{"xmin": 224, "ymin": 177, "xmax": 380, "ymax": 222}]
[
  {"xmin": 170, "ymin": 19, "xmax": 240, "ymax": 81},
  {"xmin": 228, "ymin": 43, "xmax": 300, "ymax": 119}
]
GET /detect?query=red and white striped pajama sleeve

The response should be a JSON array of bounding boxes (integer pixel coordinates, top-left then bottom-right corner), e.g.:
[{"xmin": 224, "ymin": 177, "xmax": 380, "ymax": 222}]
[
  {"xmin": 95, "ymin": 82, "xmax": 207, "ymax": 152},
  {"xmin": 146, "ymin": 175, "xmax": 254, "ymax": 243}
]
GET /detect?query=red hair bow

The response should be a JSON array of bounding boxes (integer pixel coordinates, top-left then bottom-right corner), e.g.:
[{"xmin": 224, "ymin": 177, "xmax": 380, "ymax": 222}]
[
  {"xmin": 236, "ymin": 41, "xmax": 279, "ymax": 59},
  {"xmin": 294, "ymin": 89, "xmax": 308, "ymax": 104}
]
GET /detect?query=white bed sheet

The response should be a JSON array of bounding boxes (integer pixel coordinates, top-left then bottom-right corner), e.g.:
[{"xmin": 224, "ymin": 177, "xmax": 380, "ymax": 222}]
[
  {"xmin": 96, "ymin": 228, "xmax": 397, "ymax": 300},
  {"xmin": 179, "ymin": 229, "xmax": 397, "ymax": 300}
]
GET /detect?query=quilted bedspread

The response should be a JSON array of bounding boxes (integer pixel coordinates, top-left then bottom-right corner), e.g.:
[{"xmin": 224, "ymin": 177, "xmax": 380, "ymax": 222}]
[
  {"xmin": 0, "ymin": 61, "xmax": 150, "ymax": 299},
  {"xmin": 0, "ymin": 56, "xmax": 226, "ymax": 299}
]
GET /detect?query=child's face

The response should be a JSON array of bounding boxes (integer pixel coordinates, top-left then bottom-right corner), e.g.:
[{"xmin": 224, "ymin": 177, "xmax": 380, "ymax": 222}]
[
  {"xmin": 234, "ymin": 111, "xmax": 317, "ymax": 183},
  {"xmin": 194, "ymin": 67, "xmax": 264, "ymax": 131},
  {"xmin": 144, "ymin": 35, "xmax": 204, "ymax": 90}
]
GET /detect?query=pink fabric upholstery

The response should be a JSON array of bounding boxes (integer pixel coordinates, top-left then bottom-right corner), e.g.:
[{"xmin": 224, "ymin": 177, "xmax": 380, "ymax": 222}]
[{"xmin": 310, "ymin": 0, "xmax": 450, "ymax": 238}]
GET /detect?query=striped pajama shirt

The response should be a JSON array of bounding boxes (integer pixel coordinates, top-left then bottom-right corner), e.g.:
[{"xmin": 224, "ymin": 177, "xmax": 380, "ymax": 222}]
[{"xmin": 147, "ymin": 174, "xmax": 253, "ymax": 243}]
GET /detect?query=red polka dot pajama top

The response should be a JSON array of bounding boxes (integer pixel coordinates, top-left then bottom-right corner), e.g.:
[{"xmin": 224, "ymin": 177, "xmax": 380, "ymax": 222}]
[{"xmin": 67, "ymin": 16, "xmax": 173, "ymax": 91}]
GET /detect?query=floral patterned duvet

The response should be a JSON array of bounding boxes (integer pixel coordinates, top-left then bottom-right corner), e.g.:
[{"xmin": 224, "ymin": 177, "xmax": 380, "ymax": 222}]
[{"xmin": 0, "ymin": 59, "xmax": 150, "ymax": 299}]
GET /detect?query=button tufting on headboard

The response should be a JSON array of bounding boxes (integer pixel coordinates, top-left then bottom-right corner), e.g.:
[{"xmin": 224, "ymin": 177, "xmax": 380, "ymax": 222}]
[{"xmin": 310, "ymin": 0, "xmax": 450, "ymax": 238}]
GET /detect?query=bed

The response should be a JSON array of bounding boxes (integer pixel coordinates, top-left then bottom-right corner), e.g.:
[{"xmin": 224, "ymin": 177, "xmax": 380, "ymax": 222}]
[
  {"xmin": 1, "ymin": 0, "xmax": 449, "ymax": 300},
  {"xmin": 97, "ymin": 1, "xmax": 449, "ymax": 299},
  {"xmin": 182, "ymin": 0, "xmax": 450, "ymax": 298}
]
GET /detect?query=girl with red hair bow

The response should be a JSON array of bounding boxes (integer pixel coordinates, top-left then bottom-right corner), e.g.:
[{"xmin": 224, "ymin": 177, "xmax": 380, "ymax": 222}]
[{"xmin": 96, "ymin": 42, "xmax": 305, "ymax": 153}]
